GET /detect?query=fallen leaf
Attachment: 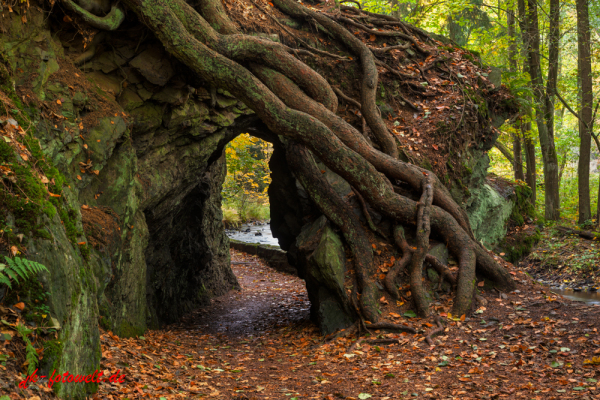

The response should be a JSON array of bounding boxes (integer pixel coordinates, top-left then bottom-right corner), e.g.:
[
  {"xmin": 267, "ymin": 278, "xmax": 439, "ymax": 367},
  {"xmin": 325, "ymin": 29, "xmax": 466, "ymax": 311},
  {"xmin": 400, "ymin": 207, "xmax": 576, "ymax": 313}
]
[{"xmin": 13, "ymin": 302, "xmax": 25, "ymax": 311}]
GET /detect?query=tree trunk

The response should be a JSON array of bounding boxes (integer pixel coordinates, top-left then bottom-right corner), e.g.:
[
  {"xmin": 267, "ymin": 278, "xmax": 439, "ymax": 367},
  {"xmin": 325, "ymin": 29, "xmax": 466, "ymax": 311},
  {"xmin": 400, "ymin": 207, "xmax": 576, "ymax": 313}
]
[
  {"xmin": 507, "ymin": 4, "xmax": 525, "ymax": 182},
  {"xmin": 524, "ymin": 0, "xmax": 560, "ymax": 220},
  {"xmin": 576, "ymin": 0, "xmax": 593, "ymax": 224},
  {"xmin": 72, "ymin": 0, "xmax": 515, "ymax": 321},
  {"xmin": 517, "ymin": 0, "xmax": 536, "ymax": 204}
]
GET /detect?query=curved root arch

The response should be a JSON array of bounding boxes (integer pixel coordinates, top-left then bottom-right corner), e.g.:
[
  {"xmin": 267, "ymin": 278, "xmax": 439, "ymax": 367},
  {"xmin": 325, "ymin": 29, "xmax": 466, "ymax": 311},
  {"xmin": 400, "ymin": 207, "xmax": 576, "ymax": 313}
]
[{"xmin": 69, "ymin": 0, "xmax": 515, "ymax": 320}]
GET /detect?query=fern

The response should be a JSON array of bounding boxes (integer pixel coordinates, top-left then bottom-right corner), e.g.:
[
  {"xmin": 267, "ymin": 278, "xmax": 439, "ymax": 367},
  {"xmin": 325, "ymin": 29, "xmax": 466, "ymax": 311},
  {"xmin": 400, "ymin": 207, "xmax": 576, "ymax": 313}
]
[
  {"xmin": 15, "ymin": 323, "xmax": 38, "ymax": 375},
  {"xmin": 0, "ymin": 256, "xmax": 48, "ymax": 290}
]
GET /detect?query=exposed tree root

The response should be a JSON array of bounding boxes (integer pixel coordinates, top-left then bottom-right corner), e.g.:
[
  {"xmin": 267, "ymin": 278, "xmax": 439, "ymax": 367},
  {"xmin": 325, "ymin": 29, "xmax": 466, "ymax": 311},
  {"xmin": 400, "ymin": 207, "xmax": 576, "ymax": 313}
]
[
  {"xmin": 384, "ymin": 226, "xmax": 412, "ymax": 298},
  {"xmin": 425, "ymin": 254, "xmax": 457, "ymax": 286},
  {"xmin": 351, "ymin": 187, "xmax": 387, "ymax": 238},
  {"xmin": 333, "ymin": 15, "xmax": 429, "ymax": 55},
  {"xmin": 61, "ymin": 0, "xmax": 125, "ymax": 30},
  {"xmin": 248, "ymin": 0, "xmax": 349, "ymax": 61},
  {"xmin": 333, "ymin": 87, "xmax": 361, "ymax": 110},
  {"xmin": 65, "ymin": 0, "xmax": 517, "ymax": 330},
  {"xmin": 273, "ymin": 0, "xmax": 398, "ymax": 159},
  {"xmin": 286, "ymin": 143, "xmax": 379, "ymax": 322},
  {"xmin": 367, "ymin": 321, "xmax": 416, "ymax": 334},
  {"xmin": 410, "ymin": 174, "xmax": 434, "ymax": 317}
]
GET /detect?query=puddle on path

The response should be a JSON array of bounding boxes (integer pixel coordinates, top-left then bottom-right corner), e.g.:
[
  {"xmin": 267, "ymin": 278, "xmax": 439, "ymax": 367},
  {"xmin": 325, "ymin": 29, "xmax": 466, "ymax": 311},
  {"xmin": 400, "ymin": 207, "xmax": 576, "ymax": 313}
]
[
  {"xmin": 226, "ymin": 222, "xmax": 279, "ymax": 247},
  {"xmin": 549, "ymin": 287, "xmax": 600, "ymax": 304}
]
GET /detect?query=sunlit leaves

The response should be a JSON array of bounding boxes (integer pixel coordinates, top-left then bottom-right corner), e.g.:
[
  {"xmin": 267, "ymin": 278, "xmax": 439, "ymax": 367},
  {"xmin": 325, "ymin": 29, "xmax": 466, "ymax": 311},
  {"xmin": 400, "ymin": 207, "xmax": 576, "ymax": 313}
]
[{"xmin": 223, "ymin": 134, "xmax": 272, "ymax": 222}]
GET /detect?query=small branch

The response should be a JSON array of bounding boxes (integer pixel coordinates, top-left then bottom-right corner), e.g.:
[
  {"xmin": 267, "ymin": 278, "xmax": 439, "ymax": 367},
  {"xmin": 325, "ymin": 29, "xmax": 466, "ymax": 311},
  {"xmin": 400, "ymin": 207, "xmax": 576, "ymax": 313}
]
[
  {"xmin": 425, "ymin": 315, "xmax": 444, "ymax": 346},
  {"xmin": 424, "ymin": 254, "xmax": 456, "ymax": 286},
  {"xmin": 555, "ymin": 226, "xmax": 600, "ymax": 242},
  {"xmin": 384, "ymin": 226, "xmax": 412, "ymax": 298},
  {"xmin": 333, "ymin": 87, "xmax": 361, "ymax": 109},
  {"xmin": 365, "ymin": 338, "xmax": 406, "ymax": 345},
  {"xmin": 249, "ymin": 0, "xmax": 348, "ymax": 60}
]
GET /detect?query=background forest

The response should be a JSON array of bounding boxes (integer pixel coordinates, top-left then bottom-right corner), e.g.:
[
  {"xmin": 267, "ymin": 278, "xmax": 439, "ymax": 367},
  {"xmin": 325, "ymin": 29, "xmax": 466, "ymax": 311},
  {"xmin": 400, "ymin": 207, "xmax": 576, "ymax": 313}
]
[
  {"xmin": 224, "ymin": 0, "xmax": 600, "ymax": 227},
  {"xmin": 358, "ymin": 0, "xmax": 600, "ymax": 225}
]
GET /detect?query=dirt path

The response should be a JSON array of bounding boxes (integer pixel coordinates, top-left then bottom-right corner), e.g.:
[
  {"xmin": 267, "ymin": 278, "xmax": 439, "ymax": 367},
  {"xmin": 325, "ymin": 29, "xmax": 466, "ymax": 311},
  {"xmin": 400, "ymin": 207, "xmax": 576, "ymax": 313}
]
[
  {"xmin": 92, "ymin": 250, "xmax": 600, "ymax": 400},
  {"xmin": 173, "ymin": 250, "xmax": 311, "ymax": 336},
  {"xmin": 5, "ymin": 249, "xmax": 600, "ymax": 399}
]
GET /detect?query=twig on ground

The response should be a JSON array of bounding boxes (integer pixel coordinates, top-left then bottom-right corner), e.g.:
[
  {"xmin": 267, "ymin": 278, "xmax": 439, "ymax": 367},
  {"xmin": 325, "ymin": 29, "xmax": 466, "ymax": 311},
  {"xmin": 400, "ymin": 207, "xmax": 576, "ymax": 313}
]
[{"xmin": 425, "ymin": 315, "xmax": 444, "ymax": 346}]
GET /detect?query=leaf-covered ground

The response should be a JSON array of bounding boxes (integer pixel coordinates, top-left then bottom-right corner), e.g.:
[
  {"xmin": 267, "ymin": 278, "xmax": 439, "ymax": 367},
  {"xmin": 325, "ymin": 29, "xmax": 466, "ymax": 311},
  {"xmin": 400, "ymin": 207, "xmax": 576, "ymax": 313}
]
[
  {"xmin": 3, "ymin": 249, "xmax": 600, "ymax": 399},
  {"xmin": 521, "ymin": 226, "xmax": 600, "ymax": 290}
]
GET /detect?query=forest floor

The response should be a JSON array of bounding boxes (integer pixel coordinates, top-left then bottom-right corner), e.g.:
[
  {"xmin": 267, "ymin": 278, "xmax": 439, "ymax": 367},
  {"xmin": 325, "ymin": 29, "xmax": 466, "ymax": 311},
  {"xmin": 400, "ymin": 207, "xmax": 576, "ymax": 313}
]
[
  {"xmin": 520, "ymin": 225, "xmax": 600, "ymax": 291},
  {"xmin": 3, "ymin": 248, "xmax": 600, "ymax": 400}
]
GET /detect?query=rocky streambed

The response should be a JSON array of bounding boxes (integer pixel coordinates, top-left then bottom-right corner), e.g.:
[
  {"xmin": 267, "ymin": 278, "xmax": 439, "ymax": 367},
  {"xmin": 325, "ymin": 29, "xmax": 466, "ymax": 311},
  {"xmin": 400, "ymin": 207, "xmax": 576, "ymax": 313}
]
[{"xmin": 226, "ymin": 222, "xmax": 279, "ymax": 247}]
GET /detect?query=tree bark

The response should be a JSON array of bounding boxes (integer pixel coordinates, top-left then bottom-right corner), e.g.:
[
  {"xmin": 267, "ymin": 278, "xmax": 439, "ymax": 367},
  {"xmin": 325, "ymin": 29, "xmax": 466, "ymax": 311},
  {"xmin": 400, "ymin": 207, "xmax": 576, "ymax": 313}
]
[
  {"xmin": 507, "ymin": 4, "xmax": 525, "ymax": 182},
  {"xmin": 524, "ymin": 0, "xmax": 560, "ymax": 220},
  {"xmin": 517, "ymin": 0, "xmax": 536, "ymax": 204},
  {"xmin": 576, "ymin": 0, "xmax": 593, "ymax": 224}
]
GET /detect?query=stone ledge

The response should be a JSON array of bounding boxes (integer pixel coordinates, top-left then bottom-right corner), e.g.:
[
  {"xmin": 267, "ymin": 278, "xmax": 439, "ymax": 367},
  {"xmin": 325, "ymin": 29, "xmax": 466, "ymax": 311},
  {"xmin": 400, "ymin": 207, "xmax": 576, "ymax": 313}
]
[{"xmin": 229, "ymin": 239, "xmax": 297, "ymax": 276}]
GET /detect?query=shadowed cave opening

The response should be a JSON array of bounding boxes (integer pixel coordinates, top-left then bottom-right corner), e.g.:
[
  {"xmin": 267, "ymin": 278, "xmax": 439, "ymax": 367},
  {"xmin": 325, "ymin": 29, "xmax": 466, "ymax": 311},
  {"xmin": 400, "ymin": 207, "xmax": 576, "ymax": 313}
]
[{"xmin": 140, "ymin": 117, "xmax": 328, "ymax": 331}]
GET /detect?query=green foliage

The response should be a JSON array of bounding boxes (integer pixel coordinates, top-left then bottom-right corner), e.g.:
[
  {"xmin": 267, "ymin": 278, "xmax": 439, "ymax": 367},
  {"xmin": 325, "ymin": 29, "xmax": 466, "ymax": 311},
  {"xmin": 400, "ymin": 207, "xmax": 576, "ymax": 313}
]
[
  {"xmin": 14, "ymin": 323, "xmax": 39, "ymax": 376},
  {"xmin": 0, "ymin": 256, "xmax": 48, "ymax": 290},
  {"xmin": 222, "ymin": 134, "xmax": 272, "ymax": 223}
]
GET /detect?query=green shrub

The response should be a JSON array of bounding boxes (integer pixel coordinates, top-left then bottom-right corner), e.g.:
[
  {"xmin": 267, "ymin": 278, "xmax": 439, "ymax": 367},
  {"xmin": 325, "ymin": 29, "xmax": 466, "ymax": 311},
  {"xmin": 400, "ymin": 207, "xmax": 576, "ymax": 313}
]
[{"xmin": 222, "ymin": 207, "xmax": 241, "ymax": 229}]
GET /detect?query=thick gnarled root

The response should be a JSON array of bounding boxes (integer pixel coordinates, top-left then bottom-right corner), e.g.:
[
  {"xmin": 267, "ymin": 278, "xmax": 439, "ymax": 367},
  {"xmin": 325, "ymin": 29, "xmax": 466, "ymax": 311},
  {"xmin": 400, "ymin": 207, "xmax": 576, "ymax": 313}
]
[{"xmin": 72, "ymin": 0, "xmax": 517, "ymax": 329}]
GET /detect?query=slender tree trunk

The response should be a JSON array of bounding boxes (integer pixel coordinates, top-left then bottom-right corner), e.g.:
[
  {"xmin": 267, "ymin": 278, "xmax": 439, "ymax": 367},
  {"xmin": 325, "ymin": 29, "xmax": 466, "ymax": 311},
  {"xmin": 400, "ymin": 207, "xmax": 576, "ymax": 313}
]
[
  {"xmin": 390, "ymin": 0, "xmax": 401, "ymax": 19},
  {"xmin": 525, "ymin": 0, "xmax": 560, "ymax": 220},
  {"xmin": 523, "ymin": 122, "xmax": 537, "ymax": 202},
  {"xmin": 512, "ymin": 132, "xmax": 525, "ymax": 181},
  {"xmin": 576, "ymin": 0, "xmax": 593, "ymax": 224},
  {"xmin": 507, "ymin": 4, "xmax": 525, "ymax": 181},
  {"xmin": 517, "ymin": 0, "xmax": 536, "ymax": 203},
  {"xmin": 594, "ymin": 133, "xmax": 600, "ymax": 224}
]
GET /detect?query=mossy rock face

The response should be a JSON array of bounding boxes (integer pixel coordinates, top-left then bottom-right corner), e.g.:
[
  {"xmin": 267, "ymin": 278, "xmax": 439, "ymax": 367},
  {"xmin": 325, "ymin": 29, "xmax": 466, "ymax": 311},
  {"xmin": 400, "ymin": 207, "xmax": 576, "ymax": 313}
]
[
  {"xmin": 466, "ymin": 184, "xmax": 513, "ymax": 248},
  {"xmin": 295, "ymin": 217, "xmax": 355, "ymax": 334}
]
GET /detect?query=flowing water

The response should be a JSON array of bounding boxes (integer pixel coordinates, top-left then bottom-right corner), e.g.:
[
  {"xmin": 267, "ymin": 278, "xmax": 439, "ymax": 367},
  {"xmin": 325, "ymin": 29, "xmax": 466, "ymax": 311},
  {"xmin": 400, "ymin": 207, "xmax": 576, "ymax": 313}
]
[{"xmin": 226, "ymin": 222, "xmax": 279, "ymax": 247}]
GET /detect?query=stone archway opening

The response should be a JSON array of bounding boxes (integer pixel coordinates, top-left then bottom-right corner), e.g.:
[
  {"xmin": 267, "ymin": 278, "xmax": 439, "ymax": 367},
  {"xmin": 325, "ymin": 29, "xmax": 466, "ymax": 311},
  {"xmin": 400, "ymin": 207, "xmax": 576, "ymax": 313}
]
[
  {"xmin": 221, "ymin": 133, "xmax": 277, "ymax": 246},
  {"xmin": 140, "ymin": 118, "xmax": 315, "ymax": 330}
]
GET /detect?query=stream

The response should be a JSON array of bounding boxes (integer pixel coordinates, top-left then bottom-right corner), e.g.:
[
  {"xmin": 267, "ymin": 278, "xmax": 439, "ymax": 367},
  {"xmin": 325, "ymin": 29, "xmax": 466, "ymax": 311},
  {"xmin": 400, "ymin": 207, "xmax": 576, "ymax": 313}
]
[{"xmin": 226, "ymin": 222, "xmax": 279, "ymax": 247}]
